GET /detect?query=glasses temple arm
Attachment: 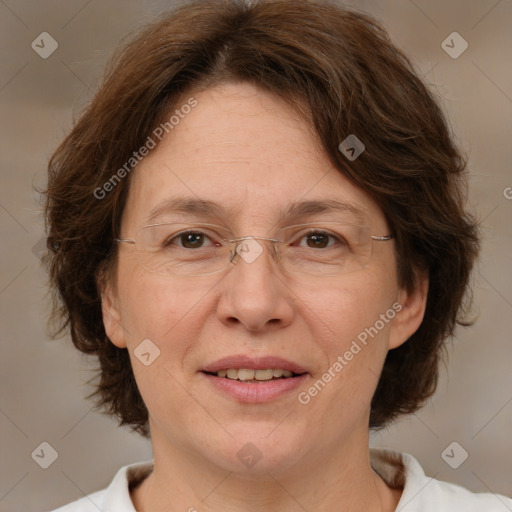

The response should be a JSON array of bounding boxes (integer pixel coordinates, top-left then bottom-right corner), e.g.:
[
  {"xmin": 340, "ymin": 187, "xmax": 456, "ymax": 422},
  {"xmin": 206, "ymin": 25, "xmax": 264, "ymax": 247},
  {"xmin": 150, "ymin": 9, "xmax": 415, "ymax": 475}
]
[{"xmin": 371, "ymin": 234, "xmax": 394, "ymax": 241}]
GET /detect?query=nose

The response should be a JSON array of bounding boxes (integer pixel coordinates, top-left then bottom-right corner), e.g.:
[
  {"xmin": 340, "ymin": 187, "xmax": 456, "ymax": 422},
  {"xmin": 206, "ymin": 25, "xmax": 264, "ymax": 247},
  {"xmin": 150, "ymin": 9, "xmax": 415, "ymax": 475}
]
[{"xmin": 216, "ymin": 237, "xmax": 294, "ymax": 333}]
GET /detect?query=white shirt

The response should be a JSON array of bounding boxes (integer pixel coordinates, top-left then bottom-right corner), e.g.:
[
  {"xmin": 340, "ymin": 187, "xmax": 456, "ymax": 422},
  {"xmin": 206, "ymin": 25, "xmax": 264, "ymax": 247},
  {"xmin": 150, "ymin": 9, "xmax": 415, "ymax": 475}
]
[{"xmin": 50, "ymin": 448, "xmax": 512, "ymax": 511}]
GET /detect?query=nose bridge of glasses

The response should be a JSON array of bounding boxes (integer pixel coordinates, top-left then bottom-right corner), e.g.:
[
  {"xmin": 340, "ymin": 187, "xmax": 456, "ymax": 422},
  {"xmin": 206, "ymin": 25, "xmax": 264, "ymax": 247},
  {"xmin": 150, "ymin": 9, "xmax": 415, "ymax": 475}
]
[{"xmin": 225, "ymin": 235, "xmax": 281, "ymax": 266}]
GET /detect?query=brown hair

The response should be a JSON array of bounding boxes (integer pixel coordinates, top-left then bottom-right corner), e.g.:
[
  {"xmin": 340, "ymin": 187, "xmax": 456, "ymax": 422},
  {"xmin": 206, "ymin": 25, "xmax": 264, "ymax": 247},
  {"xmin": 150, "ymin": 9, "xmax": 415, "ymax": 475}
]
[{"xmin": 44, "ymin": 0, "xmax": 479, "ymax": 436}]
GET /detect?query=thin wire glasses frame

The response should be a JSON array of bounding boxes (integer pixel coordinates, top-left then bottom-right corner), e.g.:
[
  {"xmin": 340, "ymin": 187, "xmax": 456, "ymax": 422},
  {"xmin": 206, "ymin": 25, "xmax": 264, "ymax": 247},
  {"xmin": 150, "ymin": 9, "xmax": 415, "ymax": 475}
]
[{"xmin": 115, "ymin": 221, "xmax": 394, "ymax": 277}]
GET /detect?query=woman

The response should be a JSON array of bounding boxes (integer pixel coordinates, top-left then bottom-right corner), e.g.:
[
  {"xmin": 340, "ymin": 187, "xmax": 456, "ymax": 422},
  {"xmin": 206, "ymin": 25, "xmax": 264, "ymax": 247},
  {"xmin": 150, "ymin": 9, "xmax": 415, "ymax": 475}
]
[{"xmin": 44, "ymin": 0, "xmax": 511, "ymax": 510}]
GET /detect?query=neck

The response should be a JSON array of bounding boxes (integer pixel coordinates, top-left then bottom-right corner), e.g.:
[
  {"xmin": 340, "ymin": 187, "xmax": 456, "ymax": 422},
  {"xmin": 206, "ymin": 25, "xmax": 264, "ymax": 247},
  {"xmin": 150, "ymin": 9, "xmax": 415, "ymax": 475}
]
[{"xmin": 132, "ymin": 428, "xmax": 401, "ymax": 512}]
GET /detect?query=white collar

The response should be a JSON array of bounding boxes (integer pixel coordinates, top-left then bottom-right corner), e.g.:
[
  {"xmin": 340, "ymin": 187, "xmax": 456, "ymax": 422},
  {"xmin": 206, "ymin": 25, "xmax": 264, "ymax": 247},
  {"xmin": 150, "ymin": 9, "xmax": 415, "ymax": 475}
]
[{"xmin": 88, "ymin": 448, "xmax": 511, "ymax": 511}]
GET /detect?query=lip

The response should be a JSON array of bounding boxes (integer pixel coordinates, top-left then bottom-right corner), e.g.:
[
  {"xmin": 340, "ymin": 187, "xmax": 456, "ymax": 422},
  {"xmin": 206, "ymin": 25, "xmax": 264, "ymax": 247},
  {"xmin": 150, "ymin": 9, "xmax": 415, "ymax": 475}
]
[
  {"xmin": 201, "ymin": 355, "xmax": 310, "ymax": 404},
  {"xmin": 201, "ymin": 372, "xmax": 309, "ymax": 403},
  {"xmin": 202, "ymin": 355, "xmax": 308, "ymax": 374}
]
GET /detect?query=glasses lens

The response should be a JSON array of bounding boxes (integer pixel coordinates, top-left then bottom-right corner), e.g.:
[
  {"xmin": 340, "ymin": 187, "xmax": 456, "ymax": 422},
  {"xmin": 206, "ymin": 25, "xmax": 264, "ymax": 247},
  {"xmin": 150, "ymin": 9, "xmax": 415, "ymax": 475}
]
[
  {"xmin": 278, "ymin": 223, "xmax": 373, "ymax": 276},
  {"xmin": 135, "ymin": 223, "xmax": 231, "ymax": 276}
]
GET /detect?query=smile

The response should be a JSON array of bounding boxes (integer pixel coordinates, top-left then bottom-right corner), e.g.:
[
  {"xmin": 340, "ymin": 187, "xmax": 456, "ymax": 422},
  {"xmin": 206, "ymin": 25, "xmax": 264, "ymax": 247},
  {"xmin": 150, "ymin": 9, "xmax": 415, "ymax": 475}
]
[{"xmin": 211, "ymin": 368, "xmax": 297, "ymax": 381}]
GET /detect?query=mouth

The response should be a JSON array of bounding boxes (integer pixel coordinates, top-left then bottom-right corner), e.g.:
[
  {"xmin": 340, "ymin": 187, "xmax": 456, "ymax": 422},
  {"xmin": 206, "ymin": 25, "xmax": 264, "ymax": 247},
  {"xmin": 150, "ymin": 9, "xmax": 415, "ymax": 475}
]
[
  {"xmin": 201, "ymin": 356, "xmax": 309, "ymax": 403},
  {"xmin": 203, "ymin": 368, "xmax": 304, "ymax": 382}
]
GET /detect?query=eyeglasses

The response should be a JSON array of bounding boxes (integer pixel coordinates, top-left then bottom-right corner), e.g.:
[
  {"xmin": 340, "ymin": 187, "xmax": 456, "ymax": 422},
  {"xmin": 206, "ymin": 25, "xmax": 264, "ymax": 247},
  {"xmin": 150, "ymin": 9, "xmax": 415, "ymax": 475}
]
[{"xmin": 115, "ymin": 222, "xmax": 393, "ymax": 277}]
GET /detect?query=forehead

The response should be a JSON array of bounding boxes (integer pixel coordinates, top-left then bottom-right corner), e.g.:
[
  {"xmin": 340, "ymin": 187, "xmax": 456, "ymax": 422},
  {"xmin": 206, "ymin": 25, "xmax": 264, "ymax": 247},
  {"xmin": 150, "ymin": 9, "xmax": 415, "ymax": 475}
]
[{"xmin": 122, "ymin": 83, "xmax": 384, "ymax": 230}]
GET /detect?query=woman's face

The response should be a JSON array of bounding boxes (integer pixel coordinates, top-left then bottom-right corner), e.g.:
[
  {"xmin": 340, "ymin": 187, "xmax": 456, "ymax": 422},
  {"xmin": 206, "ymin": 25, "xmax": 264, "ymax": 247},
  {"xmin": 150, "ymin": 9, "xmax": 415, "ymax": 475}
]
[{"xmin": 102, "ymin": 82, "xmax": 426, "ymax": 476}]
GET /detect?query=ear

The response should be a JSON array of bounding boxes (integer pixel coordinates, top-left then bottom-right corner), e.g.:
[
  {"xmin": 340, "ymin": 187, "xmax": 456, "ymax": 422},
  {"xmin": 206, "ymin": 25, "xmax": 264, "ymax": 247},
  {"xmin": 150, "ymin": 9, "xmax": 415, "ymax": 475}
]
[
  {"xmin": 388, "ymin": 272, "xmax": 429, "ymax": 350},
  {"xmin": 97, "ymin": 268, "xmax": 127, "ymax": 349}
]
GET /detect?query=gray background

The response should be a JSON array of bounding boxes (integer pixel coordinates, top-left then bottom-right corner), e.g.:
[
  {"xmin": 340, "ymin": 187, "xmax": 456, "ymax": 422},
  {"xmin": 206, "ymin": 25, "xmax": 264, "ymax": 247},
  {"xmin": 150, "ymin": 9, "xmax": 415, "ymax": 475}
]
[{"xmin": 0, "ymin": 1, "xmax": 511, "ymax": 511}]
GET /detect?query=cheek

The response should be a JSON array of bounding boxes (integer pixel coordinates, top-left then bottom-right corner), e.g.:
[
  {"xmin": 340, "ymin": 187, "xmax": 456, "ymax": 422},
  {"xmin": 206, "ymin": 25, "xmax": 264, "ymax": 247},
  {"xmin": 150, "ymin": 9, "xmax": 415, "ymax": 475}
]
[
  {"xmin": 115, "ymin": 260, "xmax": 210, "ymax": 349},
  {"xmin": 297, "ymin": 272, "xmax": 398, "ymax": 400},
  {"xmin": 298, "ymin": 271, "xmax": 397, "ymax": 346},
  {"xmin": 114, "ymin": 270, "xmax": 213, "ymax": 422}
]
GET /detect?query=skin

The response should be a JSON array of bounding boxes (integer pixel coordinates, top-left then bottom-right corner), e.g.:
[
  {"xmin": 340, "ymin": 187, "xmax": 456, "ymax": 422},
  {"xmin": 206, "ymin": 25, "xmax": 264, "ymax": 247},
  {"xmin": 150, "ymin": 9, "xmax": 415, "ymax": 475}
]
[{"xmin": 100, "ymin": 82, "xmax": 428, "ymax": 512}]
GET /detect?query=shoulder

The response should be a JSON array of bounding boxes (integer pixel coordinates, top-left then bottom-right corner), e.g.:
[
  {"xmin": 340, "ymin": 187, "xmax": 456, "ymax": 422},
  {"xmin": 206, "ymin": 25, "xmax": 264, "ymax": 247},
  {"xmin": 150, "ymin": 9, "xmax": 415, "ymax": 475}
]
[
  {"xmin": 48, "ymin": 460, "xmax": 153, "ymax": 512},
  {"xmin": 370, "ymin": 447, "xmax": 512, "ymax": 511},
  {"xmin": 420, "ymin": 476, "xmax": 512, "ymax": 511}
]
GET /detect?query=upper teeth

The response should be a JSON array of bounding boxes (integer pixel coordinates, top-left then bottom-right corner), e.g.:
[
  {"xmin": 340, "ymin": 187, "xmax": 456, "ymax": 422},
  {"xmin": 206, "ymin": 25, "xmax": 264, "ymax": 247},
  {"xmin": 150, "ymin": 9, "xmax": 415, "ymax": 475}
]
[{"xmin": 216, "ymin": 369, "xmax": 294, "ymax": 381}]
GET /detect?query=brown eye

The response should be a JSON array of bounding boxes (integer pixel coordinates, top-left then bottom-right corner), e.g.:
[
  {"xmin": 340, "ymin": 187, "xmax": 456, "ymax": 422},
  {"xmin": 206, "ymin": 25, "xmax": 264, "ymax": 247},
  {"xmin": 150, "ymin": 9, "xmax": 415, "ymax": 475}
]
[
  {"xmin": 179, "ymin": 232, "xmax": 206, "ymax": 249},
  {"xmin": 163, "ymin": 231, "xmax": 214, "ymax": 249},
  {"xmin": 305, "ymin": 233, "xmax": 329, "ymax": 248},
  {"xmin": 299, "ymin": 231, "xmax": 338, "ymax": 249}
]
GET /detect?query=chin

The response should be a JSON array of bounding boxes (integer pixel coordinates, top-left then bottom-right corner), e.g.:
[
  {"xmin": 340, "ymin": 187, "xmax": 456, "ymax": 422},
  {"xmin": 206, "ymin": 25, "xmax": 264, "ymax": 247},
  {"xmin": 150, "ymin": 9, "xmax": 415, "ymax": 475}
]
[{"xmin": 204, "ymin": 425, "xmax": 308, "ymax": 477}]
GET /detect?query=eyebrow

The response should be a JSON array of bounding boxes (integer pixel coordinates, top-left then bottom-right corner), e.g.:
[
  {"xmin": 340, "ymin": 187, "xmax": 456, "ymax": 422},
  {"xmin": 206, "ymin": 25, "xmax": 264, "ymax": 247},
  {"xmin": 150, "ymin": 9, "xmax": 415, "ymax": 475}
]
[
  {"xmin": 145, "ymin": 197, "xmax": 230, "ymax": 224},
  {"xmin": 281, "ymin": 199, "xmax": 368, "ymax": 224},
  {"xmin": 144, "ymin": 196, "xmax": 368, "ymax": 225}
]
